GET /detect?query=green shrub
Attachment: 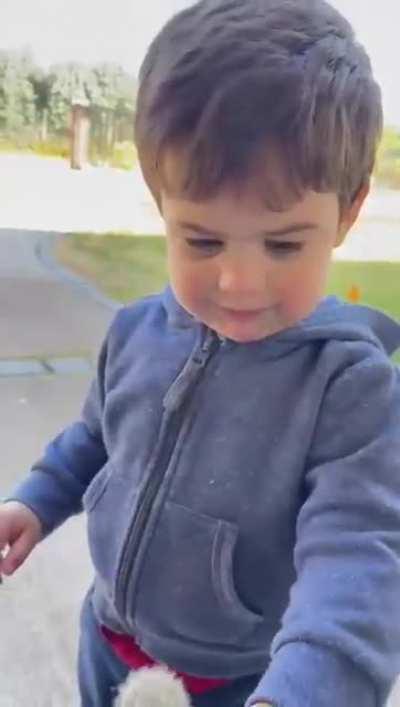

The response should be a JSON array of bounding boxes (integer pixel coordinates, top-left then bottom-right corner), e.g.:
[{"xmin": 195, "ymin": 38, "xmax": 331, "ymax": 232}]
[
  {"xmin": 0, "ymin": 135, "xmax": 69, "ymax": 158},
  {"xmin": 374, "ymin": 127, "xmax": 400, "ymax": 189},
  {"xmin": 375, "ymin": 159, "xmax": 400, "ymax": 189},
  {"xmin": 109, "ymin": 140, "xmax": 137, "ymax": 170}
]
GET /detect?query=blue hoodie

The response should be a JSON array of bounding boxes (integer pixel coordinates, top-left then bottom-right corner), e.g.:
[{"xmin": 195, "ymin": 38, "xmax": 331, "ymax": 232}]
[{"xmin": 9, "ymin": 287, "xmax": 400, "ymax": 707}]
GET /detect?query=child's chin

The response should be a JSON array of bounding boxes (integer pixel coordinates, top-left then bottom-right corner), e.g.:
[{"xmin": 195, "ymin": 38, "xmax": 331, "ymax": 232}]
[{"xmin": 217, "ymin": 324, "xmax": 273, "ymax": 343}]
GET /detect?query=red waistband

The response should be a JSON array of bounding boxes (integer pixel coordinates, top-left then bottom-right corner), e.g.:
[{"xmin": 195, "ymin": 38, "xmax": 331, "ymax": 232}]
[{"xmin": 101, "ymin": 625, "xmax": 231, "ymax": 695}]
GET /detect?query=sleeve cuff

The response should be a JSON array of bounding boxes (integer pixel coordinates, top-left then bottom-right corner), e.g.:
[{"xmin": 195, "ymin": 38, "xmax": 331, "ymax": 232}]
[
  {"xmin": 246, "ymin": 641, "xmax": 377, "ymax": 707},
  {"xmin": 5, "ymin": 468, "xmax": 83, "ymax": 537}
]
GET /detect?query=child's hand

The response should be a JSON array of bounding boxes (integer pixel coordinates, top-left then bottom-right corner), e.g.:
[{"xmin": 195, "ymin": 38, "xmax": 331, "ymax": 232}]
[{"xmin": 0, "ymin": 501, "xmax": 42, "ymax": 578}]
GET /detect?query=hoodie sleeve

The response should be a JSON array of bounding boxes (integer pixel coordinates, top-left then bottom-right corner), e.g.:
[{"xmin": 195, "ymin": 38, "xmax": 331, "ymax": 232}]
[
  {"xmin": 5, "ymin": 323, "xmax": 113, "ymax": 537},
  {"xmin": 248, "ymin": 346, "xmax": 400, "ymax": 707}
]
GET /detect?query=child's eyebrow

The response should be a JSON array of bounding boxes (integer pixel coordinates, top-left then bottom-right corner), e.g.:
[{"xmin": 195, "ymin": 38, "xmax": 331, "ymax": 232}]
[
  {"xmin": 263, "ymin": 223, "xmax": 319, "ymax": 237},
  {"xmin": 176, "ymin": 221, "xmax": 319, "ymax": 238}
]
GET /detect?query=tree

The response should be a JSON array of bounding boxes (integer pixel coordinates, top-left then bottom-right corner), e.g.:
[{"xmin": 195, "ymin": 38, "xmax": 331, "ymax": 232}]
[
  {"xmin": 87, "ymin": 63, "xmax": 136, "ymax": 160},
  {"xmin": 0, "ymin": 50, "xmax": 36, "ymax": 136},
  {"xmin": 28, "ymin": 66, "xmax": 52, "ymax": 141},
  {"xmin": 0, "ymin": 51, "xmax": 137, "ymax": 162},
  {"xmin": 46, "ymin": 62, "xmax": 91, "ymax": 134}
]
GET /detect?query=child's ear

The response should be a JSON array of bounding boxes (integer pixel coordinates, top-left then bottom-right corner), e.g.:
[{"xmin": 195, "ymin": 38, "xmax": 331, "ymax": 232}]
[{"xmin": 334, "ymin": 180, "xmax": 370, "ymax": 248}]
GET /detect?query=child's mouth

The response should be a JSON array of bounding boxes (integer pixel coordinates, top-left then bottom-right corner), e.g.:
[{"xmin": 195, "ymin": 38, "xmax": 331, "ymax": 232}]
[{"xmin": 221, "ymin": 307, "xmax": 267, "ymax": 322}]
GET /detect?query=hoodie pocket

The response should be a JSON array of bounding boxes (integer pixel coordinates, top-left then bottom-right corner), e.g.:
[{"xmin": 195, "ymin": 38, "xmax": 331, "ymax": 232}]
[
  {"xmin": 82, "ymin": 462, "xmax": 114, "ymax": 513},
  {"xmin": 134, "ymin": 501, "xmax": 263, "ymax": 646},
  {"xmin": 83, "ymin": 461, "xmax": 140, "ymax": 592}
]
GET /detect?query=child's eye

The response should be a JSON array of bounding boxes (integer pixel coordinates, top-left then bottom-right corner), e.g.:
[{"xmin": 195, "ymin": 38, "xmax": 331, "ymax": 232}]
[
  {"xmin": 265, "ymin": 241, "xmax": 303, "ymax": 256},
  {"xmin": 186, "ymin": 238, "xmax": 223, "ymax": 252}
]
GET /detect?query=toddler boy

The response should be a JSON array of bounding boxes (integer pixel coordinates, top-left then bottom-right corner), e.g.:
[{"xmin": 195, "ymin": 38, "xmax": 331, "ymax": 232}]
[{"xmin": 1, "ymin": 1, "xmax": 400, "ymax": 705}]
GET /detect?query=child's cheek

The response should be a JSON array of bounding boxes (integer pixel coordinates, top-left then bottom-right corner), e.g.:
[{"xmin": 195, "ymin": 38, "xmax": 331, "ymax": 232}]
[
  {"xmin": 171, "ymin": 270, "xmax": 207, "ymax": 319},
  {"xmin": 280, "ymin": 279, "xmax": 322, "ymax": 324}
]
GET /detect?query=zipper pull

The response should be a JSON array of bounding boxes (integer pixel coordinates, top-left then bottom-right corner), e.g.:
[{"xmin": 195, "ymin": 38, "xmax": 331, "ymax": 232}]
[
  {"xmin": 193, "ymin": 331, "xmax": 215, "ymax": 365},
  {"xmin": 163, "ymin": 331, "xmax": 219, "ymax": 412}
]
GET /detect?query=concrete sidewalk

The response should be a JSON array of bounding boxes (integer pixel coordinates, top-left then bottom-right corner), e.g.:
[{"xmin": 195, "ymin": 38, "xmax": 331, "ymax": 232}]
[{"xmin": 1, "ymin": 375, "xmax": 95, "ymax": 706}]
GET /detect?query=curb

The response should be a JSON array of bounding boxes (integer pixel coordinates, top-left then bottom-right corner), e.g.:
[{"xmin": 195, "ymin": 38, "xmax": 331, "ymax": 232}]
[{"xmin": 35, "ymin": 233, "xmax": 122, "ymax": 313}]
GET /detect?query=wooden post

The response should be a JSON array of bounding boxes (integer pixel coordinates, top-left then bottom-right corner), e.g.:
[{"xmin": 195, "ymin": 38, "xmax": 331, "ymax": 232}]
[{"xmin": 70, "ymin": 98, "xmax": 90, "ymax": 170}]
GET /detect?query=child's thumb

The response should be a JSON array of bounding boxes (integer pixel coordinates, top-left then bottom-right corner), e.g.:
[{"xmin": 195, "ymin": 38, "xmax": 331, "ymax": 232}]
[{"xmin": 1, "ymin": 528, "xmax": 35, "ymax": 575}]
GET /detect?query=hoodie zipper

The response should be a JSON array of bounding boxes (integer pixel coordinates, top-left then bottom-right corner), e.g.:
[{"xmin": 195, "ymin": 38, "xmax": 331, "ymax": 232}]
[{"xmin": 115, "ymin": 328, "xmax": 219, "ymax": 623}]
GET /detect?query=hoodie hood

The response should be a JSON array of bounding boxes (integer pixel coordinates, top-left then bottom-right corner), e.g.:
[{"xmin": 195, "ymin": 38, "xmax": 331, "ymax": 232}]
[{"xmin": 162, "ymin": 286, "xmax": 400, "ymax": 358}]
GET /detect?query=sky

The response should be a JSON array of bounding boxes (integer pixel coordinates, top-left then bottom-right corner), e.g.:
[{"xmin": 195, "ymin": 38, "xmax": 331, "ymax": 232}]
[{"xmin": 0, "ymin": 0, "xmax": 399, "ymax": 126}]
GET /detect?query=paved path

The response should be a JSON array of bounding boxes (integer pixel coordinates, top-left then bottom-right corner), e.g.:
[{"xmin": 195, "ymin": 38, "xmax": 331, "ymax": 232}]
[
  {"xmin": 0, "ymin": 224, "xmax": 113, "ymax": 705},
  {"xmin": 0, "ymin": 154, "xmax": 164, "ymax": 234},
  {"xmin": 336, "ymin": 219, "xmax": 400, "ymax": 262},
  {"xmin": 0, "ymin": 228, "xmax": 114, "ymax": 360},
  {"xmin": 1, "ymin": 376, "xmax": 94, "ymax": 707}
]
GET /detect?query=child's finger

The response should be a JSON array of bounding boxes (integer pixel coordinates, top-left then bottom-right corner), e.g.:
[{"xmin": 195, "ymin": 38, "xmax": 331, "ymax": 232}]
[
  {"xmin": 0, "ymin": 545, "xmax": 10, "ymax": 580},
  {"xmin": 0, "ymin": 524, "xmax": 11, "ymax": 576},
  {"xmin": 0, "ymin": 530, "xmax": 33, "ymax": 575},
  {"xmin": 0, "ymin": 549, "xmax": 6, "ymax": 583}
]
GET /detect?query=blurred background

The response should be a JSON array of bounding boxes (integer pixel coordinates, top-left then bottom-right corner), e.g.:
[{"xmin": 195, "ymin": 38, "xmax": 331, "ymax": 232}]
[
  {"xmin": 0, "ymin": 0, "xmax": 191, "ymax": 165},
  {"xmin": 0, "ymin": 1, "xmax": 400, "ymax": 704},
  {"xmin": 0, "ymin": 0, "xmax": 399, "ymax": 177},
  {"xmin": 0, "ymin": 0, "xmax": 399, "ymax": 304}
]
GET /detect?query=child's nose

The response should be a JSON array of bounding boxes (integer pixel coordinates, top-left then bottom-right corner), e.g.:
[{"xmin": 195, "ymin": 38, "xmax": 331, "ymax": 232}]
[{"xmin": 218, "ymin": 256, "xmax": 266, "ymax": 297}]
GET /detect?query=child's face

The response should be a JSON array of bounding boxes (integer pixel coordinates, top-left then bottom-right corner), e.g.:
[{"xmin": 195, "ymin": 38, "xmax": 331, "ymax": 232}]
[{"xmin": 161, "ymin": 183, "xmax": 362, "ymax": 343}]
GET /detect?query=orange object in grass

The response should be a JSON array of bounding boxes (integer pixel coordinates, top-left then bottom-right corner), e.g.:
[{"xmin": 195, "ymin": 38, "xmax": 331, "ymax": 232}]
[{"xmin": 347, "ymin": 285, "xmax": 361, "ymax": 304}]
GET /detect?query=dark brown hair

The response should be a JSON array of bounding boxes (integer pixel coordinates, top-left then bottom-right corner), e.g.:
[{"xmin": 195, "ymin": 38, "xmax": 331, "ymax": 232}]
[{"xmin": 134, "ymin": 0, "xmax": 383, "ymax": 212}]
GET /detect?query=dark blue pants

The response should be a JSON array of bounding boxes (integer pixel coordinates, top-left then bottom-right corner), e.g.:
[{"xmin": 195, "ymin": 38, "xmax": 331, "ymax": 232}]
[{"xmin": 77, "ymin": 590, "xmax": 262, "ymax": 706}]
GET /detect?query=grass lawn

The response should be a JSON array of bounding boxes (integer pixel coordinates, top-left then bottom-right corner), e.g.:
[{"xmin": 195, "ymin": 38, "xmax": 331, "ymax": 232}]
[
  {"xmin": 57, "ymin": 232, "xmax": 400, "ymax": 362},
  {"xmin": 57, "ymin": 233, "xmax": 168, "ymax": 303}
]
